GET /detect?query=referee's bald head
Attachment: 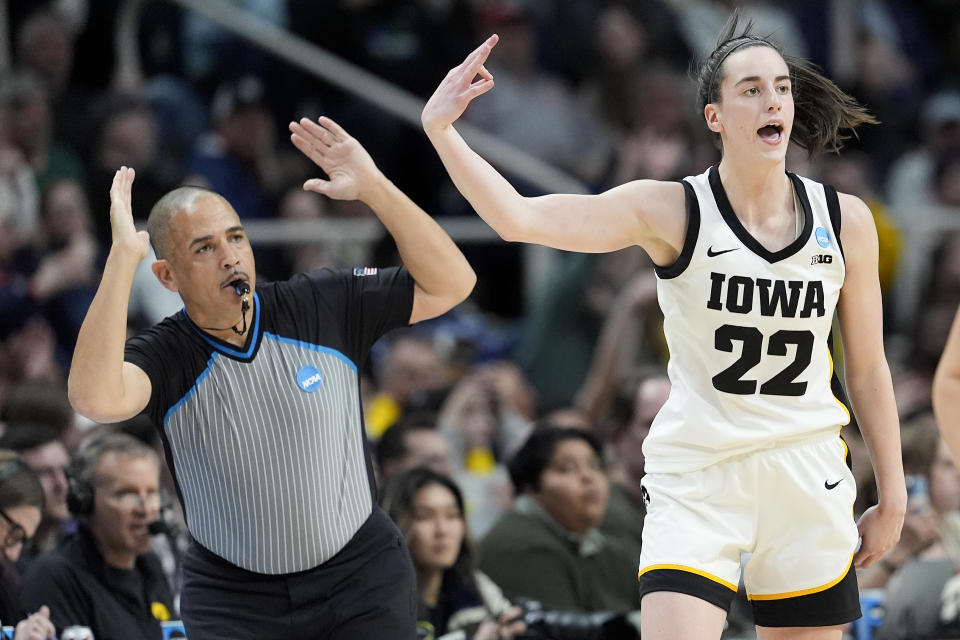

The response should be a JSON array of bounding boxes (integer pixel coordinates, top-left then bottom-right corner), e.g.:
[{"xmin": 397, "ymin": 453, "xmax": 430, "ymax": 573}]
[{"xmin": 147, "ymin": 186, "xmax": 228, "ymax": 260}]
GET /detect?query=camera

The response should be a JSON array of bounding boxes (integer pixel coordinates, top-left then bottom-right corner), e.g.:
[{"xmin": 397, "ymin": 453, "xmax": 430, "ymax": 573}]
[{"xmin": 512, "ymin": 600, "xmax": 640, "ymax": 640}]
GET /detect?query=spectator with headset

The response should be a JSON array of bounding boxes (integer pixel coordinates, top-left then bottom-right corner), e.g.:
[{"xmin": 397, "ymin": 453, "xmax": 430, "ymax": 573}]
[
  {"xmin": 0, "ymin": 450, "xmax": 55, "ymax": 639},
  {"xmin": 20, "ymin": 432, "xmax": 175, "ymax": 639}
]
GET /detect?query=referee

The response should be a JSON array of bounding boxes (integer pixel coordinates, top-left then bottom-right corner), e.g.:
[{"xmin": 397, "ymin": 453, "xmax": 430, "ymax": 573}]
[{"xmin": 67, "ymin": 117, "xmax": 476, "ymax": 640}]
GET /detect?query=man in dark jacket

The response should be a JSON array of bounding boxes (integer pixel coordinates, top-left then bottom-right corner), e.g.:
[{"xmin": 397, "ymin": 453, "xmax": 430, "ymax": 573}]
[{"xmin": 21, "ymin": 432, "xmax": 174, "ymax": 639}]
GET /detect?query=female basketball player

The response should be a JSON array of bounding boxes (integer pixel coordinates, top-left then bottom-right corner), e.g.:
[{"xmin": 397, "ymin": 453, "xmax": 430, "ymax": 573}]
[{"xmin": 421, "ymin": 14, "xmax": 905, "ymax": 640}]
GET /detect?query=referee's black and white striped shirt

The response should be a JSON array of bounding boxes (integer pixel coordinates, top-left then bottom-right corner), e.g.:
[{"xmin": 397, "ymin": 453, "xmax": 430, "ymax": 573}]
[{"xmin": 125, "ymin": 267, "xmax": 414, "ymax": 575}]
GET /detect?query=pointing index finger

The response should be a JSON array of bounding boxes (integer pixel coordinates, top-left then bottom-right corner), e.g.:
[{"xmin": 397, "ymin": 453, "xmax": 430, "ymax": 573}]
[{"xmin": 457, "ymin": 34, "xmax": 499, "ymax": 79}]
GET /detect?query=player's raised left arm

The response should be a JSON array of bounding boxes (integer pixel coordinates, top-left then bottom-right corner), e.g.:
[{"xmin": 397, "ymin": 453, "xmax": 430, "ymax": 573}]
[
  {"xmin": 835, "ymin": 193, "xmax": 905, "ymax": 569},
  {"xmin": 290, "ymin": 116, "xmax": 476, "ymax": 323}
]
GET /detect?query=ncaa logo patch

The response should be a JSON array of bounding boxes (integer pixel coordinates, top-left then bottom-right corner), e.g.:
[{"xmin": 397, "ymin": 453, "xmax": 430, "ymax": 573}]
[
  {"xmin": 815, "ymin": 227, "xmax": 831, "ymax": 248},
  {"xmin": 296, "ymin": 365, "xmax": 323, "ymax": 393}
]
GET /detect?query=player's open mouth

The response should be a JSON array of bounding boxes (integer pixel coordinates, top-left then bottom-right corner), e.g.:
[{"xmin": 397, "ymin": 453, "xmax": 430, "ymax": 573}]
[{"xmin": 758, "ymin": 123, "xmax": 783, "ymax": 144}]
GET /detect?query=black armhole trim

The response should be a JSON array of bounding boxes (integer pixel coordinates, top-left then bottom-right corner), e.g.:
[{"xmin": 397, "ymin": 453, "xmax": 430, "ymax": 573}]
[
  {"xmin": 654, "ymin": 180, "xmax": 700, "ymax": 280},
  {"xmin": 828, "ymin": 327, "xmax": 853, "ymax": 429},
  {"xmin": 823, "ymin": 184, "xmax": 844, "ymax": 260}
]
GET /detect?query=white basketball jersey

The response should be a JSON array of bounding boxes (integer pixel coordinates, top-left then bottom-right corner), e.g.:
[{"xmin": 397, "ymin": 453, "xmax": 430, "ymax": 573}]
[{"xmin": 643, "ymin": 166, "xmax": 850, "ymax": 473}]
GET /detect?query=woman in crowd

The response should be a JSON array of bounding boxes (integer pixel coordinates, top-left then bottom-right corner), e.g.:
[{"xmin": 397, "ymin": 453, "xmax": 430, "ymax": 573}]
[
  {"xmin": 862, "ymin": 417, "xmax": 960, "ymax": 640},
  {"xmin": 0, "ymin": 449, "xmax": 55, "ymax": 639},
  {"xmin": 381, "ymin": 466, "xmax": 526, "ymax": 640},
  {"xmin": 382, "ymin": 466, "xmax": 639, "ymax": 640}
]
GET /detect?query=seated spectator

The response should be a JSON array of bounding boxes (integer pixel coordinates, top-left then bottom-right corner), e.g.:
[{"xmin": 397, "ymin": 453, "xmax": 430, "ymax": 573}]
[
  {"xmin": 183, "ymin": 75, "xmax": 286, "ymax": 221},
  {"xmin": 0, "ymin": 420, "xmax": 72, "ymax": 561},
  {"xmin": 905, "ymin": 230, "xmax": 960, "ymax": 385},
  {"xmin": 0, "ymin": 379, "xmax": 78, "ymax": 447},
  {"xmin": 0, "ymin": 318, "xmax": 63, "ymax": 401},
  {"xmin": 0, "ymin": 449, "xmax": 55, "ymax": 639},
  {"xmin": 886, "ymin": 90, "xmax": 960, "ymax": 222},
  {"xmin": 437, "ymin": 363, "xmax": 534, "ymax": 538},
  {"xmin": 382, "ymin": 466, "xmax": 638, "ymax": 640},
  {"xmin": 599, "ymin": 368, "xmax": 670, "ymax": 562},
  {"xmin": 85, "ymin": 96, "xmax": 175, "ymax": 248},
  {"xmin": 574, "ymin": 266, "xmax": 662, "ymax": 429},
  {"xmin": 255, "ymin": 186, "xmax": 373, "ymax": 282},
  {"xmin": 858, "ymin": 415, "xmax": 960, "ymax": 640},
  {"xmin": 13, "ymin": 10, "xmax": 78, "ymax": 143},
  {"xmin": 11, "ymin": 178, "xmax": 100, "ymax": 367},
  {"xmin": 20, "ymin": 432, "xmax": 175, "ymax": 639},
  {"xmin": 478, "ymin": 426, "xmax": 641, "ymax": 615},
  {"xmin": 376, "ymin": 412, "xmax": 453, "ymax": 485},
  {"xmin": 438, "ymin": 362, "xmax": 534, "ymax": 471},
  {"xmin": 367, "ymin": 332, "xmax": 449, "ymax": 439},
  {"xmin": 516, "ymin": 248, "xmax": 648, "ymax": 412},
  {"xmin": 892, "ymin": 145, "xmax": 960, "ymax": 333},
  {"xmin": 382, "ymin": 466, "xmax": 526, "ymax": 640},
  {"xmin": 0, "ymin": 72, "xmax": 84, "ymax": 194},
  {"xmin": 0, "ymin": 175, "xmax": 98, "ymax": 371},
  {"xmin": 117, "ymin": 414, "xmax": 189, "ymax": 613},
  {"xmin": 0, "ymin": 87, "xmax": 39, "ymax": 243}
]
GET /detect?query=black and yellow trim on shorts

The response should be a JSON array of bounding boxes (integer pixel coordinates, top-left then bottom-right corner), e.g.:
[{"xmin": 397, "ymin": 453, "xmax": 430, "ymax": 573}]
[
  {"xmin": 748, "ymin": 555, "xmax": 861, "ymax": 627},
  {"xmin": 638, "ymin": 564, "xmax": 738, "ymax": 613}
]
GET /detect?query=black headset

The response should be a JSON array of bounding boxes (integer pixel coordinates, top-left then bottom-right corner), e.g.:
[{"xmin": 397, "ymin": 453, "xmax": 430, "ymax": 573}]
[
  {"xmin": 65, "ymin": 433, "xmax": 164, "ymax": 517},
  {"xmin": 65, "ymin": 462, "xmax": 95, "ymax": 516},
  {"xmin": 65, "ymin": 433, "xmax": 115, "ymax": 516}
]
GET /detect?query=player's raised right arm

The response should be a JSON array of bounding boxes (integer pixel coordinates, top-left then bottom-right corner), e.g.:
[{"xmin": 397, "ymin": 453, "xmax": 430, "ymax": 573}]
[
  {"xmin": 422, "ymin": 35, "xmax": 683, "ymax": 258},
  {"xmin": 68, "ymin": 167, "xmax": 152, "ymax": 423}
]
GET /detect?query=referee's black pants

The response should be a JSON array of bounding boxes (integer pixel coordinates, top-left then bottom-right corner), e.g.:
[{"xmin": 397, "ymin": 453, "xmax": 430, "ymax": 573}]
[{"xmin": 180, "ymin": 507, "xmax": 418, "ymax": 640}]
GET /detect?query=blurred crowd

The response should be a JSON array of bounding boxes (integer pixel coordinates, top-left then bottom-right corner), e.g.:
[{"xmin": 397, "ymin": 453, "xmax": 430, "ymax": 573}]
[{"xmin": 2, "ymin": 0, "xmax": 960, "ymax": 638}]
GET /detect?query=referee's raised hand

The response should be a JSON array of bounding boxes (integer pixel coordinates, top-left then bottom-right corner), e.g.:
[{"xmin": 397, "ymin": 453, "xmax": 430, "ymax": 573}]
[
  {"xmin": 289, "ymin": 116, "xmax": 382, "ymax": 204},
  {"xmin": 109, "ymin": 166, "xmax": 150, "ymax": 260}
]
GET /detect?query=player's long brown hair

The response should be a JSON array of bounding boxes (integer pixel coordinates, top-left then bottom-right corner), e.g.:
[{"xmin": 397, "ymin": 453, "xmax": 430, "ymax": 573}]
[{"xmin": 694, "ymin": 10, "xmax": 878, "ymax": 157}]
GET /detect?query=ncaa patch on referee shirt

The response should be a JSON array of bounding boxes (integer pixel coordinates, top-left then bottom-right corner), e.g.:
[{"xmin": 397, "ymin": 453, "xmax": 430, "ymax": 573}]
[
  {"xmin": 296, "ymin": 365, "xmax": 324, "ymax": 393},
  {"xmin": 353, "ymin": 267, "xmax": 378, "ymax": 276}
]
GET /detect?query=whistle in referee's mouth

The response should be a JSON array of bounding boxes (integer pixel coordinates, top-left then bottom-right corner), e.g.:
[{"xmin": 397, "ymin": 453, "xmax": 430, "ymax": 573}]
[{"xmin": 231, "ymin": 280, "xmax": 250, "ymax": 297}]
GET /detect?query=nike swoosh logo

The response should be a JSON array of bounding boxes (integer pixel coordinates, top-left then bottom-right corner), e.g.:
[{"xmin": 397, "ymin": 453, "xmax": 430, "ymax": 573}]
[
  {"xmin": 825, "ymin": 479, "xmax": 843, "ymax": 490},
  {"xmin": 707, "ymin": 246, "xmax": 739, "ymax": 257}
]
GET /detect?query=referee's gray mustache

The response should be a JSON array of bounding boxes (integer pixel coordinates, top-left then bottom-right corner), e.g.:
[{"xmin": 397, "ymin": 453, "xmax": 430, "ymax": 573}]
[{"xmin": 220, "ymin": 270, "xmax": 249, "ymax": 288}]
